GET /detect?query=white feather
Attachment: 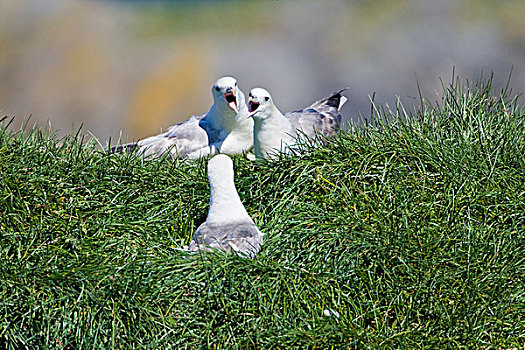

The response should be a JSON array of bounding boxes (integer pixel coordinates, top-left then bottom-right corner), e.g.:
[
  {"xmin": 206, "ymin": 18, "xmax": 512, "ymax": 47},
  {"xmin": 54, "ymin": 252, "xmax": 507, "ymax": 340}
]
[
  {"xmin": 185, "ymin": 154, "xmax": 264, "ymax": 257},
  {"xmin": 127, "ymin": 77, "xmax": 253, "ymax": 159},
  {"xmin": 248, "ymin": 87, "xmax": 346, "ymax": 160}
]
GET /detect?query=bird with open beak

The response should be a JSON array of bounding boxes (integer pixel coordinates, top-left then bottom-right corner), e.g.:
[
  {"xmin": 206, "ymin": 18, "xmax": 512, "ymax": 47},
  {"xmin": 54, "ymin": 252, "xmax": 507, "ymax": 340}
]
[
  {"xmin": 111, "ymin": 76, "xmax": 253, "ymax": 159},
  {"xmin": 248, "ymin": 87, "xmax": 347, "ymax": 160}
]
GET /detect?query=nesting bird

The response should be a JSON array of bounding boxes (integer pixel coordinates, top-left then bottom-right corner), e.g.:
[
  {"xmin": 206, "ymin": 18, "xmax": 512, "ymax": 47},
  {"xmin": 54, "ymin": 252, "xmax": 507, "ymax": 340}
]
[
  {"xmin": 248, "ymin": 88, "xmax": 347, "ymax": 160},
  {"xmin": 112, "ymin": 77, "xmax": 253, "ymax": 159},
  {"xmin": 185, "ymin": 154, "xmax": 264, "ymax": 257}
]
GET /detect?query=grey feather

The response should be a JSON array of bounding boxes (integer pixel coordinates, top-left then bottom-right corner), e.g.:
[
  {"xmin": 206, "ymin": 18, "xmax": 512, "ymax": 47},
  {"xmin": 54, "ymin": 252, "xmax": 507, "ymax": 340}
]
[
  {"xmin": 186, "ymin": 222, "xmax": 263, "ymax": 258},
  {"xmin": 137, "ymin": 114, "xmax": 211, "ymax": 159},
  {"xmin": 250, "ymin": 87, "xmax": 347, "ymax": 160},
  {"xmin": 184, "ymin": 154, "xmax": 264, "ymax": 258},
  {"xmin": 110, "ymin": 142, "xmax": 138, "ymax": 154},
  {"xmin": 286, "ymin": 88, "xmax": 347, "ymax": 139},
  {"xmin": 110, "ymin": 77, "xmax": 253, "ymax": 160}
]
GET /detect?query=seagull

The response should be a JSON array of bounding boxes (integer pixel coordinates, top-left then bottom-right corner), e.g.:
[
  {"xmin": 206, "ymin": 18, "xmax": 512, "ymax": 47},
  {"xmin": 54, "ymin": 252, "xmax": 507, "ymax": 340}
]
[
  {"xmin": 185, "ymin": 154, "xmax": 264, "ymax": 257},
  {"xmin": 112, "ymin": 77, "xmax": 253, "ymax": 159},
  {"xmin": 247, "ymin": 87, "xmax": 347, "ymax": 160}
]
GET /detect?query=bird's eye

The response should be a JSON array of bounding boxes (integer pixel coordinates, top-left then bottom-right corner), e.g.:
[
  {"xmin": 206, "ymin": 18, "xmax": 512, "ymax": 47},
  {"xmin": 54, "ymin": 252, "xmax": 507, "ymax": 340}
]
[
  {"xmin": 215, "ymin": 87, "xmax": 220, "ymax": 92},
  {"xmin": 235, "ymin": 82, "xmax": 237, "ymax": 86},
  {"xmin": 264, "ymin": 97, "xmax": 269, "ymax": 101}
]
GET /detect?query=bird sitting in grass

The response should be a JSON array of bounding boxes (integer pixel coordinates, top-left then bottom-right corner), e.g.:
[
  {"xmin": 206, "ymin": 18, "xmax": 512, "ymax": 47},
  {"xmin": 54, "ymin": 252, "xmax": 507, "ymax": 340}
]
[
  {"xmin": 184, "ymin": 154, "xmax": 264, "ymax": 257},
  {"xmin": 112, "ymin": 77, "xmax": 253, "ymax": 159},
  {"xmin": 247, "ymin": 87, "xmax": 347, "ymax": 160}
]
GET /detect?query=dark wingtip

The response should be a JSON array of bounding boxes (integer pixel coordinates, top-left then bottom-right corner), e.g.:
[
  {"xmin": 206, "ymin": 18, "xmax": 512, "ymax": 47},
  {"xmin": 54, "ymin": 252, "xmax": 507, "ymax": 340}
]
[
  {"xmin": 323, "ymin": 96, "xmax": 342, "ymax": 109},
  {"xmin": 323, "ymin": 88, "xmax": 348, "ymax": 108},
  {"xmin": 311, "ymin": 88, "xmax": 348, "ymax": 110},
  {"xmin": 109, "ymin": 142, "xmax": 138, "ymax": 154}
]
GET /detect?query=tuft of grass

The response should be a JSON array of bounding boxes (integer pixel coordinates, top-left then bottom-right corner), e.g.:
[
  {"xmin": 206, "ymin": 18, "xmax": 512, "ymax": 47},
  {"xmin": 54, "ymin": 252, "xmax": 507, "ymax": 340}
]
[{"xmin": 1, "ymin": 76, "xmax": 524, "ymax": 349}]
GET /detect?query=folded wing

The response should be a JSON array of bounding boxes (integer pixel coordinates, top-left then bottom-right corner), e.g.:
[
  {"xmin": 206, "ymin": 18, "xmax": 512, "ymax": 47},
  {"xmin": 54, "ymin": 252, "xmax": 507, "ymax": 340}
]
[
  {"xmin": 136, "ymin": 115, "xmax": 211, "ymax": 159},
  {"xmin": 286, "ymin": 88, "xmax": 347, "ymax": 139}
]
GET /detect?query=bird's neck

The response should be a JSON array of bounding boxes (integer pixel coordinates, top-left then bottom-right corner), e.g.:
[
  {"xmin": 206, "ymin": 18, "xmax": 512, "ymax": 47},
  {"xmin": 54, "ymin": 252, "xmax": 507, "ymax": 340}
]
[
  {"xmin": 207, "ymin": 173, "xmax": 253, "ymax": 225},
  {"xmin": 253, "ymin": 106, "xmax": 291, "ymax": 159},
  {"xmin": 259, "ymin": 106, "xmax": 287, "ymax": 127},
  {"xmin": 208, "ymin": 103, "xmax": 250, "ymax": 132}
]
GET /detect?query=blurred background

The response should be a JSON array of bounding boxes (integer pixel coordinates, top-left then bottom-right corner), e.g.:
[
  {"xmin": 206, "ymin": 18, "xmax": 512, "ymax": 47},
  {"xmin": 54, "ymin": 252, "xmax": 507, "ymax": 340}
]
[{"xmin": 1, "ymin": 0, "xmax": 524, "ymax": 144}]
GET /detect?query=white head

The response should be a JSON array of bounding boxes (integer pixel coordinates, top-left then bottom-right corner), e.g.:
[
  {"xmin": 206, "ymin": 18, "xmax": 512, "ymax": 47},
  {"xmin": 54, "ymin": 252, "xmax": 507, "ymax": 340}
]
[
  {"xmin": 212, "ymin": 77, "xmax": 242, "ymax": 113},
  {"xmin": 207, "ymin": 153, "xmax": 234, "ymax": 183},
  {"xmin": 247, "ymin": 88, "xmax": 278, "ymax": 120}
]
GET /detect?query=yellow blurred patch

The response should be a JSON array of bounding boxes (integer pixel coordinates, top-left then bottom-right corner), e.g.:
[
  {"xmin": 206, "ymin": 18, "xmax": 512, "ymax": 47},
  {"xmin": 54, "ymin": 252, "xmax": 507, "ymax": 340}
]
[{"xmin": 127, "ymin": 42, "xmax": 210, "ymax": 138}]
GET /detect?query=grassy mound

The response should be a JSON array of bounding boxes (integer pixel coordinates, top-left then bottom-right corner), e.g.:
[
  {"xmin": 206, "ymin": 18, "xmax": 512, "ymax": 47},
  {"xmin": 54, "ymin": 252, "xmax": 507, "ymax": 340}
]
[{"xmin": 1, "ymin": 77, "xmax": 524, "ymax": 349}]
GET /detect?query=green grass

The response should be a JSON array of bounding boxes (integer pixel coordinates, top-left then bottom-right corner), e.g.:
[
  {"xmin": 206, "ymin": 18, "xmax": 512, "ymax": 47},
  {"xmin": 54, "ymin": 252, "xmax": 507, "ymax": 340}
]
[{"xmin": 1, "ymin": 76, "xmax": 524, "ymax": 349}]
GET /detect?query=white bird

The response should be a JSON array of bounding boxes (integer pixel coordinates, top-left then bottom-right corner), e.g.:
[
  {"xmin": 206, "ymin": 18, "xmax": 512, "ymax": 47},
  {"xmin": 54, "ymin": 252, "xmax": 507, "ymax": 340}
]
[
  {"xmin": 112, "ymin": 77, "xmax": 253, "ymax": 159},
  {"xmin": 185, "ymin": 154, "xmax": 264, "ymax": 257},
  {"xmin": 247, "ymin": 87, "xmax": 347, "ymax": 160}
]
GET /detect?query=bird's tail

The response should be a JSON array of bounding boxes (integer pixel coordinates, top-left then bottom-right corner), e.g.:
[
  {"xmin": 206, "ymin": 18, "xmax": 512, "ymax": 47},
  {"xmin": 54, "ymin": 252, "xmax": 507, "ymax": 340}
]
[
  {"xmin": 308, "ymin": 88, "xmax": 348, "ymax": 123},
  {"xmin": 109, "ymin": 142, "xmax": 138, "ymax": 154},
  {"xmin": 309, "ymin": 88, "xmax": 348, "ymax": 110}
]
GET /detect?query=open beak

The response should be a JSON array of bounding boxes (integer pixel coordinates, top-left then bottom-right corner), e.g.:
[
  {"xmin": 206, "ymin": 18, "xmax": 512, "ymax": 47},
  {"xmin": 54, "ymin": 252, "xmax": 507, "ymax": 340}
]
[
  {"xmin": 248, "ymin": 96, "xmax": 260, "ymax": 115},
  {"xmin": 247, "ymin": 97, "xmax": 260, "ymax": 118},
  {"xmin": 248, "ymin": 101, "xmax": 260, "ymax": 113},
  {"xmin": 224, "ymin": 89, "xmax": 238, "ymax": 112}
]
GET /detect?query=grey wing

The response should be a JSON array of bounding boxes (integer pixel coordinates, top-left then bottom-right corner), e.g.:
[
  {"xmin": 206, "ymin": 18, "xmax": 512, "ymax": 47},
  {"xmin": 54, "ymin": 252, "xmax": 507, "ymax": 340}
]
[
  {"xmin": 306, "ymin": 88, "xmax": 348, "ymax": 121},
  {"xmin": 285, "ymin": 109, "xmax": 340, "ymax": 139},
  {"xmin": 285, "ymin": 88, "xmax": 347, "ymax": 139},
  {"xmin": 137, "ymin": 114, "xmax": 211, "ymax": 159},
  {"xmin": 186, "ymin": 222, "xmax": 264, "ymax": 257}
]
